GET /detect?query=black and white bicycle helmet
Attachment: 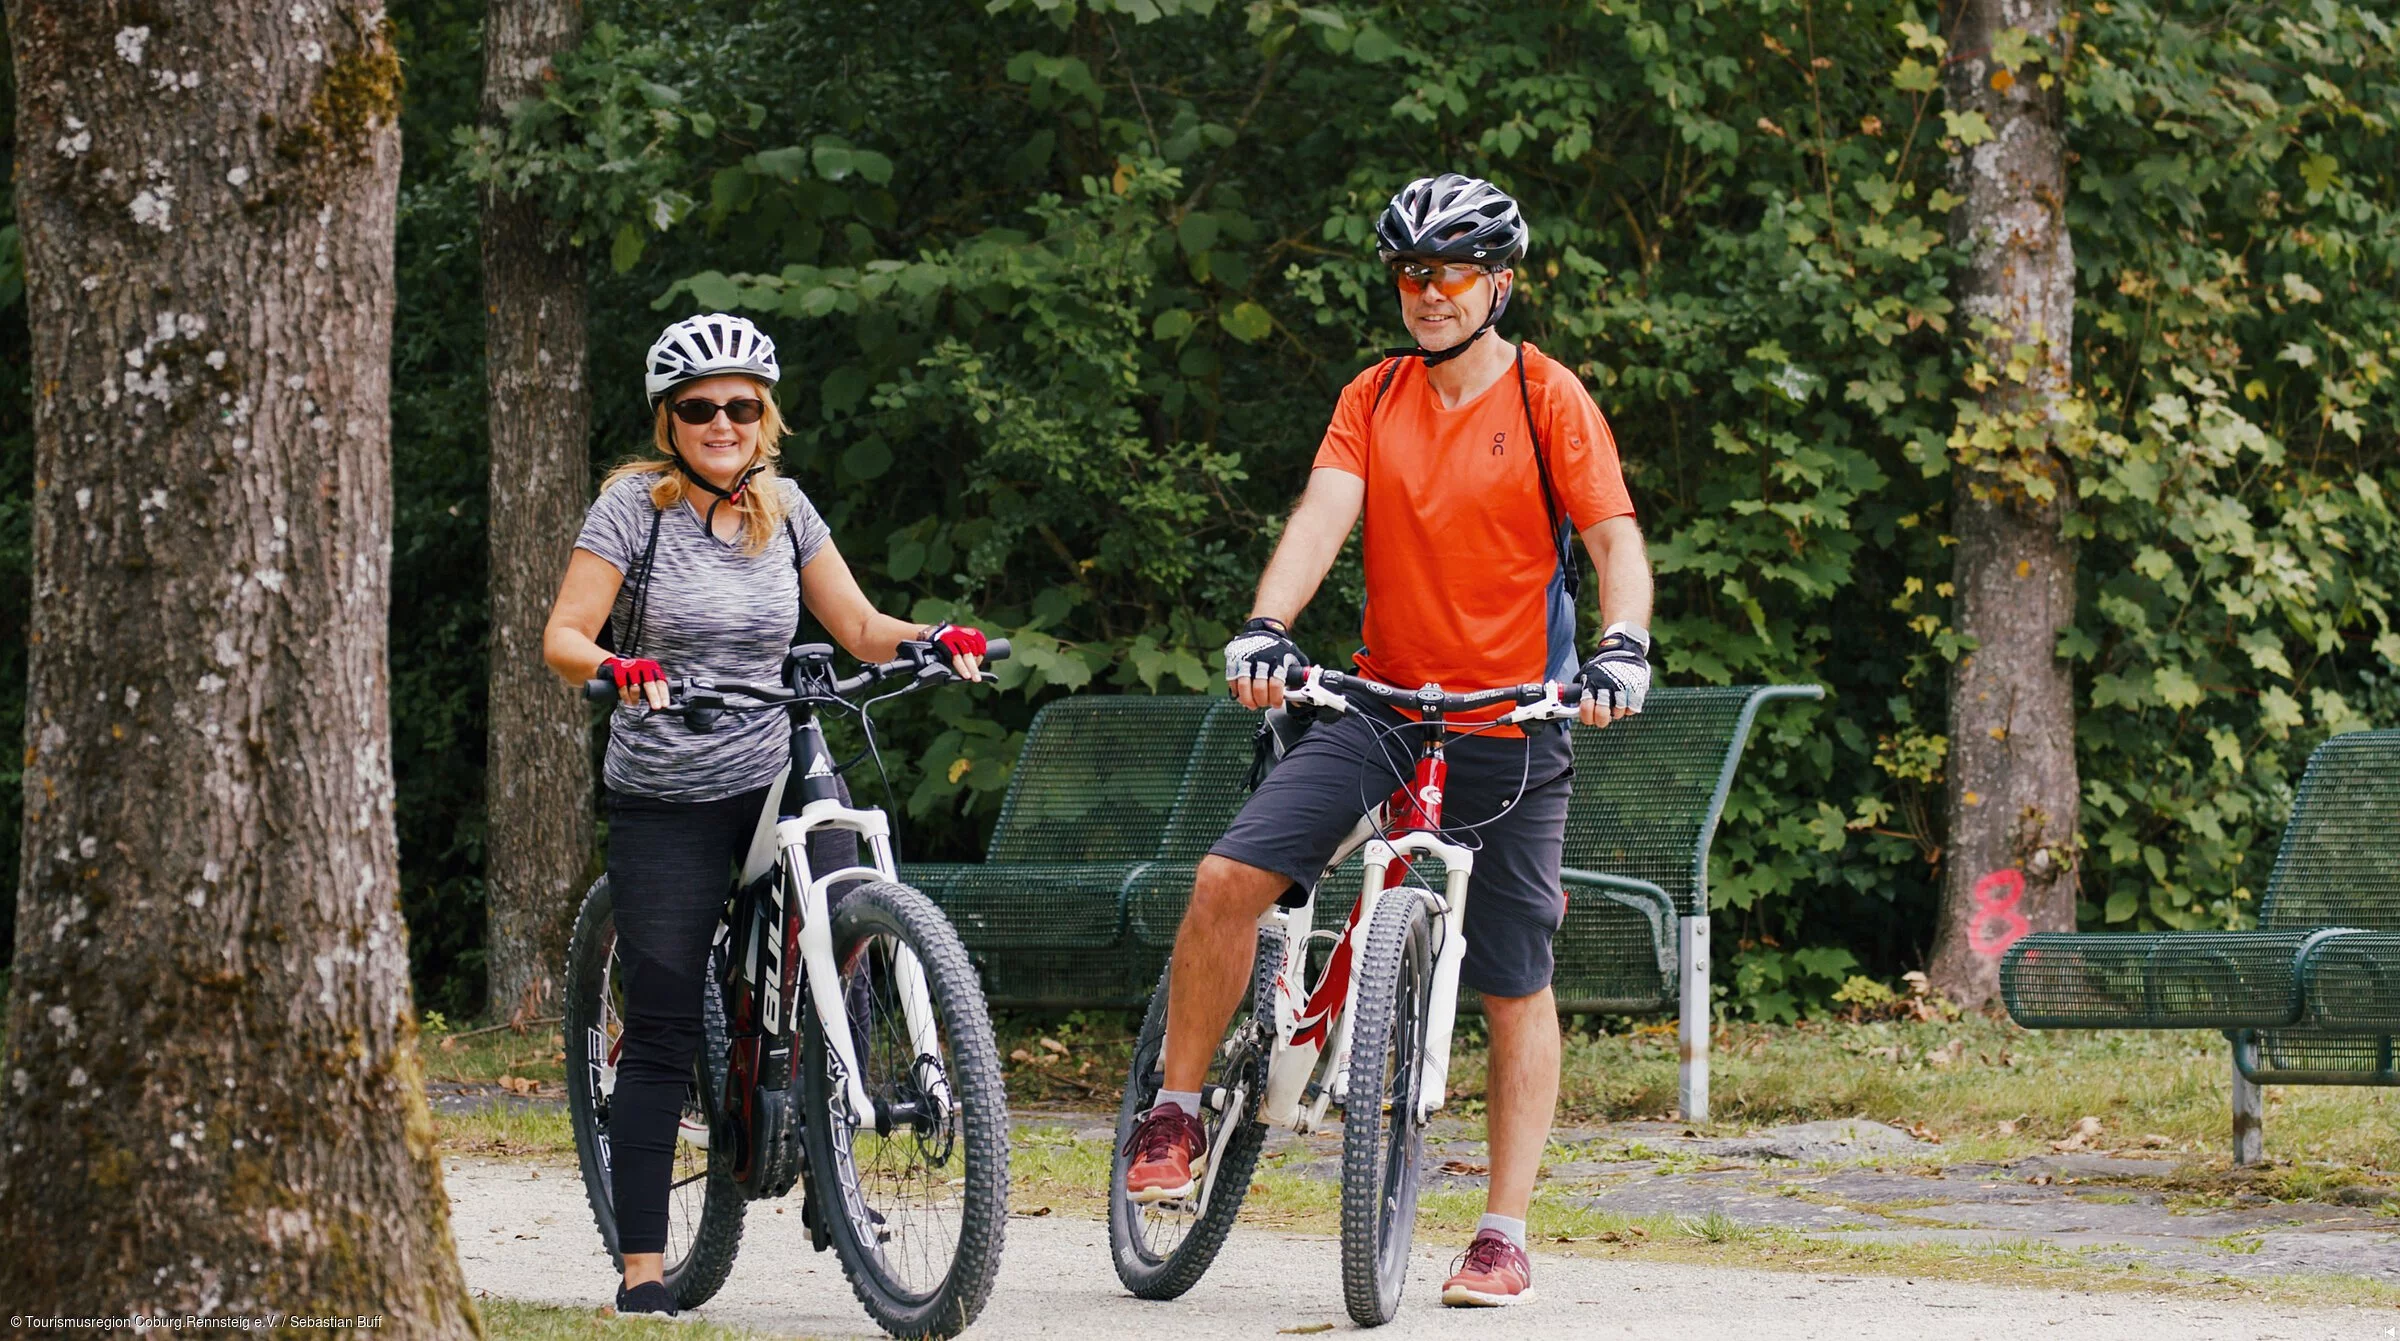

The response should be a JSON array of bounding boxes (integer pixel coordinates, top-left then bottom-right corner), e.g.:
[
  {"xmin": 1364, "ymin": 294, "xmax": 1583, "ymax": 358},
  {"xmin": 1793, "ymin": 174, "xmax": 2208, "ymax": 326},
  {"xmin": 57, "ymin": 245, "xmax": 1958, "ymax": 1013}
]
[
  {"xmin": 1374, "ymin": 173, "xmax": 1528, "ymax": 266},
  {"xmin": 644, "ymin": 313, "xmax": 780, "ymax": 407}
]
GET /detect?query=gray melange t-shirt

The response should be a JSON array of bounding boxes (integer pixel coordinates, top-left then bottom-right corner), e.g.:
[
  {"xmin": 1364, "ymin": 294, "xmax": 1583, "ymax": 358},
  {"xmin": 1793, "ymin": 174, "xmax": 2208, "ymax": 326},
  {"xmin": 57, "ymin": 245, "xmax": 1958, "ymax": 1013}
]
[{"xmin": 575, "ymin": 474, "xmax": 831, "ymax": 803}]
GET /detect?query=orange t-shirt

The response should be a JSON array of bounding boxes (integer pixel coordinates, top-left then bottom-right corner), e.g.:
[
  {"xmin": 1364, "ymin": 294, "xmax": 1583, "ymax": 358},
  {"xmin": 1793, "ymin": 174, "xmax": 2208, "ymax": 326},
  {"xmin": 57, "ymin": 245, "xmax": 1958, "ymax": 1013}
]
[{"xmin": 1313, "ymin": 342, "xmax": 1634, "ymax": 726}]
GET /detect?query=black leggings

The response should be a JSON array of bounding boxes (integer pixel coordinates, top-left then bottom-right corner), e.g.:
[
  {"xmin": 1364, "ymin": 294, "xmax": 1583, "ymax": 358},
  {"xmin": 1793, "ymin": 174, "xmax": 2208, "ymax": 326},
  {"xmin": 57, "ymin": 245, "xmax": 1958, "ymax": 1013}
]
[{"xmin": 603, "ymin": 783, "xmax": 858, "ymax": 1256}]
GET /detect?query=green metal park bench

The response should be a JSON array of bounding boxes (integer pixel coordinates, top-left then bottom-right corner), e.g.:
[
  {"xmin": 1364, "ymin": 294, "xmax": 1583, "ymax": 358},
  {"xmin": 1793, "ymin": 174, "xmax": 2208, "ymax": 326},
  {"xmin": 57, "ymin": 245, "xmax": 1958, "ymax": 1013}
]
[
  {"xmin": 904, "ymin": 684, "xmax": 1824, "ymax": 1119},
  {"xmin": 1999, "ymin": 730, "xmax": 2400, "ymax": 1163}
]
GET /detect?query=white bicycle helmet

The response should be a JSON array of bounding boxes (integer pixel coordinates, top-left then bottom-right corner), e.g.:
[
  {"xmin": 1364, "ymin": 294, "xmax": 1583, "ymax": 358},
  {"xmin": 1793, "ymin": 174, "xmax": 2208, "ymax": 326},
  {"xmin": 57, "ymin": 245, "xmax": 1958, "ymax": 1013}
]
[
  {"xmin": 644, "ymin": 313, "xmax": 780, "ymax": 406},
  {"xmin": 1375, "ymin": 173, "xmax": 1528, "ymax": 266}
]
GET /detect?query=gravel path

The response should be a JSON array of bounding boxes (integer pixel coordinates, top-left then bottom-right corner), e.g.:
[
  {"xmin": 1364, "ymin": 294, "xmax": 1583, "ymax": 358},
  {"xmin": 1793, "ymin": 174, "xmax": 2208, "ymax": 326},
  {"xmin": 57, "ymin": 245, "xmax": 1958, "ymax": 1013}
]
[{"xmin": 446, "ymin": 1157, "xmax": 2379, "ymax": 1339}]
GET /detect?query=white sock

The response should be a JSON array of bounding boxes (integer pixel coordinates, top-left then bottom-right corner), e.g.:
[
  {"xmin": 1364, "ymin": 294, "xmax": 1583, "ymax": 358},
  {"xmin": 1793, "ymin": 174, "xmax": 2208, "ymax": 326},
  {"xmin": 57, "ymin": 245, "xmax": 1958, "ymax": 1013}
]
[
  {"xmin": 1477, "ymin": 1213, "xmax": 1527, "ymax": 1252},
  {"xmin": 1154, "ymin": 1089, "xmax": 1203, "ymax": 1119}
]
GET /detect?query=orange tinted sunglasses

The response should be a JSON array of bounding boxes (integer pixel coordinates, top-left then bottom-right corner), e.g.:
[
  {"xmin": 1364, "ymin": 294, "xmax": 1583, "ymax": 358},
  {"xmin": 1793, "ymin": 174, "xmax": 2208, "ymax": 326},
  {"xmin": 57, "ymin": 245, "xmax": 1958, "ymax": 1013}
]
[{"xmin": 1389, "ymin": 259, "xmax": 1490, "ymax": 298}]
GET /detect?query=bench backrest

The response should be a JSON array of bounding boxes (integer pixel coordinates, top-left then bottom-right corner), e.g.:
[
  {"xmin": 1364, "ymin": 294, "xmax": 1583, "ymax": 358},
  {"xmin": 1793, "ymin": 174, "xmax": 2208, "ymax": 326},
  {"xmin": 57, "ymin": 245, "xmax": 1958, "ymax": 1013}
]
[
  {"xmin": 985, "ymin": 684, "xmax": 1817, "ymax": 921},
  {"xmin": 1158, "ymin": 701, "xmax": 1264, "ymax": 860},
  {"xmin": 2259, "ymin": 730, "xmax": 2400, "ymax": 931},
  {"xmin": 1563, "ymin": 686, "xmax": 1818, "ymax": 916},
  {"xmin": 984, "ymin": 694, "xmax": 1217, "ymax": 863}
]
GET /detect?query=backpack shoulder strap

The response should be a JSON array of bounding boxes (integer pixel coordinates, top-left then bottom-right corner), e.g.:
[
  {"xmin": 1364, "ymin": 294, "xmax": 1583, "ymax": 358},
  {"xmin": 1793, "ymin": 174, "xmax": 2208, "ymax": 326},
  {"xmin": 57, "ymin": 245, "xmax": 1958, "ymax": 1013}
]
[
  {"xmin": 1369, "ymin": 356, "xmax": 1404, "ymax": 417},
  {"xmin": 1514, "ymin": 348, "xmax": 1583, "ymax": 603},
  {"xmin": 608, "ymin": 499, "xmax": 670, "ymax": 658}
]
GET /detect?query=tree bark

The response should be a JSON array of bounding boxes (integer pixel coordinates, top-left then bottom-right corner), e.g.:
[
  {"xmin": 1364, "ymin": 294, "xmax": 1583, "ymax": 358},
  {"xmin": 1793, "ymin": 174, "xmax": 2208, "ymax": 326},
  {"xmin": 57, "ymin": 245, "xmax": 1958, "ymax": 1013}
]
[
  {"xmin": 1, "ymin": 4, "xmax": 473, "ymax": 1327},
  {"xmin": 481, "ymin": 0, "xmax": 592, "ymax": 1026},
  {"xmin": 1927, "ymin": 0, "xmax": 2082, "ymax": 1009}
]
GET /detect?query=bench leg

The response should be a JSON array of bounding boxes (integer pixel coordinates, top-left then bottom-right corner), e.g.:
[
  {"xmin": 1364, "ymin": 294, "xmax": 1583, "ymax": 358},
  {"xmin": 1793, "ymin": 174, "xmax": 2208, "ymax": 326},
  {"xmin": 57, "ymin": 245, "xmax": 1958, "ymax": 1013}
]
[
  {"xmin": 1678, "ymin": 915, "xmax": 1709, "ymax": 1122},
  {"xmin": 2229, "ymin": 1032, "xmax": 2263, "ymax": 1167}
]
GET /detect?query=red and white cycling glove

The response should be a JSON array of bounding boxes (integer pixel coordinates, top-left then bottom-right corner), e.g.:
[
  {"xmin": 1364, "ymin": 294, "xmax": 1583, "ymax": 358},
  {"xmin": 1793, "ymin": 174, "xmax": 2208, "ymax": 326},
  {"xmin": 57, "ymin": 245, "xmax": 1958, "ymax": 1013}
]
[
  {"xmin": 922, "ymin": 622, "xmax": 987, "ymax": 661},
  {"xmin": 601, "ymin": 656, "xmax": 666, "ymax": 693}
]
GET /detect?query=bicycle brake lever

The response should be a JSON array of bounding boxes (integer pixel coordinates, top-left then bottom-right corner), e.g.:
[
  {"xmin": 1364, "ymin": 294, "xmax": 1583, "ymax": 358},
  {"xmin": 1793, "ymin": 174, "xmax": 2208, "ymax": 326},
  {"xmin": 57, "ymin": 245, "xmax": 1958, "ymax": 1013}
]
[{"xmin": 1501, "ymin": 682, "xmax": 1582, "ymax": 725}]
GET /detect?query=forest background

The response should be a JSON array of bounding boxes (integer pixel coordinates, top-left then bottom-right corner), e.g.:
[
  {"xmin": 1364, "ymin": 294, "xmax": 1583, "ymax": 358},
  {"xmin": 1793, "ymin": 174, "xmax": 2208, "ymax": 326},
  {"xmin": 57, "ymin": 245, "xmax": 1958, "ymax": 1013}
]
[{"xmin": 0, "ymin": 0, "xmax": 2392, "ymax": 1024}]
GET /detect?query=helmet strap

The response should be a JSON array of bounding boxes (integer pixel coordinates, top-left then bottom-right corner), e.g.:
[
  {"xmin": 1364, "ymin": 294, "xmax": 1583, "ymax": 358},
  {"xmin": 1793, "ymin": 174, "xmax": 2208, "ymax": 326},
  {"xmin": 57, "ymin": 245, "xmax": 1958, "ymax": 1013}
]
[{"xmin": 669, "ymin": 450, "xmax": 765, "ymax": 533}]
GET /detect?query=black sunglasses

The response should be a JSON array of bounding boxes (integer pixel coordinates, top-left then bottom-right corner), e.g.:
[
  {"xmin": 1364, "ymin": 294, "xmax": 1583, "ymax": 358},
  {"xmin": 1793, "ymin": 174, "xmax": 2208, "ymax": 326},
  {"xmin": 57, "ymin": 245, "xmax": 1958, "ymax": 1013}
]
[{"xmin": 669, "ymin": 396, "xmax": 766, "ymax": 426}]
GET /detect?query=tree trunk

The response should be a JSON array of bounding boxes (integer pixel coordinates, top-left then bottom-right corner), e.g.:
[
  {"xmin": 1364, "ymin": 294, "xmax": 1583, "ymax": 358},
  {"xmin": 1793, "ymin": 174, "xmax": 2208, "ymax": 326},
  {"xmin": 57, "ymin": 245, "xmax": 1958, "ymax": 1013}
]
[
  {"xmin": 1926, "ymin": 0, "xmax": 2082, "ymax": 1009},
  {"xmin": 481, "ymin": 0, "xmax": 592, "ymax": 1026},
  {"xmin": 1, "ymin": 4, "xmax": 473, "ymax": 1327}
]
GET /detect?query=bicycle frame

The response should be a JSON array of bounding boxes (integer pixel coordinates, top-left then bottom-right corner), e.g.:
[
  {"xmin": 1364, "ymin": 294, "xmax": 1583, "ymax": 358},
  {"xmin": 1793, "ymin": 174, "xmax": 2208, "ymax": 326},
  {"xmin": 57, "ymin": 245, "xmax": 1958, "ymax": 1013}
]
[{"xmin": 1253, "ymin": 767, "xmax": 1472, "ymax": 1141}]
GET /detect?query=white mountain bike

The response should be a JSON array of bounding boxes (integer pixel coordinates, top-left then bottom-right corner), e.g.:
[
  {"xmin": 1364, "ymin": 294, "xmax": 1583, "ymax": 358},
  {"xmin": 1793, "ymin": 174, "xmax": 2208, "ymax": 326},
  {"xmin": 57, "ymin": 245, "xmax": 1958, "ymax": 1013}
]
[
  {"xmin": 1108, "ymin": 664, "xmax": 1582, "ymax": 1326},
  {"xmin": 563, "ymin": 640, "xmax": 1012, "ymax": 1338}
]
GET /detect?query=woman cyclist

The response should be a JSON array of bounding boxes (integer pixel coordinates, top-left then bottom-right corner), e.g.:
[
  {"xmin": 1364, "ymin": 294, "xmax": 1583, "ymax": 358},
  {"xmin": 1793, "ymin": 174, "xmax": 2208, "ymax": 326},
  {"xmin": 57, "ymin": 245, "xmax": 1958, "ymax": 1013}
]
[{"xmin": 542, "ymin": 313, "xmax": 988, "ymax": 1319}]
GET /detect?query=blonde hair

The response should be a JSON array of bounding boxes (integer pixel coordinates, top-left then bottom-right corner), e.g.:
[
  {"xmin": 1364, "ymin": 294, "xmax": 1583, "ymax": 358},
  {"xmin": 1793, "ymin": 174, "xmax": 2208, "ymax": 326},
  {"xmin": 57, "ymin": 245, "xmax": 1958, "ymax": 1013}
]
[{"xmin": 601, "ymin": 381, "xmax": 792, "ymax": 556}]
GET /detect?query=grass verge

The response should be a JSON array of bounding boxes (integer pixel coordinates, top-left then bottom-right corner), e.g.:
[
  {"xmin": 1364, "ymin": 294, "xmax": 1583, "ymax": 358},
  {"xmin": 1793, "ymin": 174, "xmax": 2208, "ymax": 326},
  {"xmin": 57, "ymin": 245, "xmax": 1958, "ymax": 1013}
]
[{"xmin": 476, "ymin": 1296, "xmax": 767, "ymax": 1339}]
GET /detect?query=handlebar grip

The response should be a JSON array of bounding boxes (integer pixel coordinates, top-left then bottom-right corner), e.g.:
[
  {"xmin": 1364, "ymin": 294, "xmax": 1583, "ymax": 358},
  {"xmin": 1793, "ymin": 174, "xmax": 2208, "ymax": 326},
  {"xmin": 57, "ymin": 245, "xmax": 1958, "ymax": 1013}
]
[
  {"xmin": 984, "ymin": 638, "xmax": 1012, "ymax": 662},
  {"xmin": 584, "ymin": 678, "xmax": 616, "ymax": 701}
]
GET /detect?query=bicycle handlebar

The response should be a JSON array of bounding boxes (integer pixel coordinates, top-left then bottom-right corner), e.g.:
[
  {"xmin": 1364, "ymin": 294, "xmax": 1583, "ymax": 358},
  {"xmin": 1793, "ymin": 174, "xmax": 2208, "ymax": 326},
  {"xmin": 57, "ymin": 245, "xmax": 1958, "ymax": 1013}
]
[
  {"xmin": 584, "ymin": 638, "xmax": 1013, "ymax": 707},
  {"xmin": 1279, "ymin": 664, "xmax": 1585, "ymax": 724}
]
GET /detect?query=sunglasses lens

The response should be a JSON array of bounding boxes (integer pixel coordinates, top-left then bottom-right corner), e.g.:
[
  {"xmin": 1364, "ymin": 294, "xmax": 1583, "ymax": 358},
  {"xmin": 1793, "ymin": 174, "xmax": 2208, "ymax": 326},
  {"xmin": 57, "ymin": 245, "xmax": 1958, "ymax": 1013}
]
[
  {"xmin": 1434, "ymin": 266, "xmax": 1486, "ymax": 297},
  {"xmin": 1390, "ymin": 261, "xmax": 1485, "ymax": 297},
  {"xmin": 670, "ymin": 398, "xmax": 767, "ymax": 426}
]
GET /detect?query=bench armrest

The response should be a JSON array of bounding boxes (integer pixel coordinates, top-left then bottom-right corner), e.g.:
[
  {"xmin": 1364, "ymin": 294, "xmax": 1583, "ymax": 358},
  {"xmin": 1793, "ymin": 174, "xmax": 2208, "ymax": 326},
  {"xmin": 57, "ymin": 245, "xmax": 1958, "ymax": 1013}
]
[{"xmin": 1560, "ymin": 867, "xmax": 1677, "ymax": 983}]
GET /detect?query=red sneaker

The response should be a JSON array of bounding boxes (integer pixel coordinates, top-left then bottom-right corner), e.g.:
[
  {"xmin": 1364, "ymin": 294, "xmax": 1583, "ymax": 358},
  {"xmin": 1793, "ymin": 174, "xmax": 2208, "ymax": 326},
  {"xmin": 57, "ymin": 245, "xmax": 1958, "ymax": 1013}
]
[
  {"xmin": 1123, "ymin": 1105, "xmax": 1207, "ymax": 1204},
  {"xmin": 1441, "ymin": 1228, "xmax": 1534, "ymax": 1307}
]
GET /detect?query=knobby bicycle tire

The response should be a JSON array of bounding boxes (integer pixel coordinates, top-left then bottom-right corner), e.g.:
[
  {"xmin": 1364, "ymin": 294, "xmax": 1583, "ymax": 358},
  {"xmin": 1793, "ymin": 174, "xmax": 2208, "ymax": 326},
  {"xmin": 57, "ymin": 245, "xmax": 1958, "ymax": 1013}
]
[
  {"xmin": 562, "ymin": 876, "xmax": 747, "ymax": 1308},
  {"xmin": 799, "ymin": 880, "xmax": 1008, "ymax": 1340},
  {"xmin": 1107, "ymin": 929, "xmax": 1281, "ymax": 1299},
  {"xmin": 1339, "ymin": 890, "xmax": 1434, "ymax": 1327}
]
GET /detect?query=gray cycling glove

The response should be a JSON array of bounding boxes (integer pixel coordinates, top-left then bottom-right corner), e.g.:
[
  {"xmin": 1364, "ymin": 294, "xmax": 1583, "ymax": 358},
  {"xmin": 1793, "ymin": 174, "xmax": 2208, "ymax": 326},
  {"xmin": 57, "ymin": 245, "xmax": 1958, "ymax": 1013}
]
[
  {"xmin": 1576, "ymin": 622, "xmax": 1653, "ymax": 713},
  {"xmin": 1224, "ymin": 616, "xmax": 1308, "ymax": 691}
]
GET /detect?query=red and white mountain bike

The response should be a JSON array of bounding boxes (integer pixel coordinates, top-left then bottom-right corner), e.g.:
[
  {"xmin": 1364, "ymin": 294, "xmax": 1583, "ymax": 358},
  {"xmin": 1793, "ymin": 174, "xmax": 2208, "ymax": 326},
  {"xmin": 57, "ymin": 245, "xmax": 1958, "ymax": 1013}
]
[{"xmin": 1108, "ymin": 664, "xmax": 1583, "ymax": 1326}]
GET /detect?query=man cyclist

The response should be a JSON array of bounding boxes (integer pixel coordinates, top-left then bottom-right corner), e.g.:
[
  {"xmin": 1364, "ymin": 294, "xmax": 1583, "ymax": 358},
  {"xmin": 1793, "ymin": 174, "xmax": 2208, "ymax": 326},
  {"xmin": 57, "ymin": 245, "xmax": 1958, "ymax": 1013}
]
[{"xmin": 1122, "ymin": 173, "xmax": 1654, "ymax": 1307}]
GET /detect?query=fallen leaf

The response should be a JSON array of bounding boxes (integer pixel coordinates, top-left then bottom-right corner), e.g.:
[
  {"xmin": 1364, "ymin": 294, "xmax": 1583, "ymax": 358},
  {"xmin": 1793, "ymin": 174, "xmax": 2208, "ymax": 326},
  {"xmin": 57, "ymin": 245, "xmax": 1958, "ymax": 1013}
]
[
  {"xmin": 1014, "ymin": 1206, "xmax": 1053, "ymax": 1218},
  {"xmin": 1039, "ymin": 1036, "xmax": 1070, "ymax": 1056},
  {"xmin": 1439, "ymin": 1160, "xmax": 1489, "ymax": 1176},
  {"xmin": 1925, "ymin": 1039, "xmax": 1967, "ymax": 1068},
  {"xmin": 1008, "ymin": 1048, "xmax": 1035, "ymax": 1064},
  {"xmin": 2049, "ymin": 1115, "xmax": 2104, "ymax": 1153},
  {"xmin": 439, "ymin": 1036, "xmax": 458, "ymax": 1053},
  {"xmin": 2140, "ymin": 1133, "xmax": 2173, "ymax": 1149},
  {"xmin": 1278, "ymin": 1326, "xmax": 1335, "ymax": 1336},
  {"xmin": 497, "ymin": 1074, "xmax": 540, "ymax": 1096},
  {"xmin": 1997, "ymin": 1119, "xmax": 2018, "ymax": 1135}
]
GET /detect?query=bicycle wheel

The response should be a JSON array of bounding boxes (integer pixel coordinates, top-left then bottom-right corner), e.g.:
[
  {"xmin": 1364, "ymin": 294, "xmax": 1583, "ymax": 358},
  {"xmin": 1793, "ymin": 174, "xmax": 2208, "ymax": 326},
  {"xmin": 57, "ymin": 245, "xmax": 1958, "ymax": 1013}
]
[
  {"xmin": 562, "ymin": 876, "xmax": 747, "ymax": 1308},
  {"xmin": 1107, "ymin": 929, "xmax": 1280, "ymax": 1299},
  {"xmin": 1339, "ymin": 888, "xmax": 1436, "ymax": 1326},
  {"xmin": 799, "ymin": 880, "xmax": 1007, "ymax": 1339}
]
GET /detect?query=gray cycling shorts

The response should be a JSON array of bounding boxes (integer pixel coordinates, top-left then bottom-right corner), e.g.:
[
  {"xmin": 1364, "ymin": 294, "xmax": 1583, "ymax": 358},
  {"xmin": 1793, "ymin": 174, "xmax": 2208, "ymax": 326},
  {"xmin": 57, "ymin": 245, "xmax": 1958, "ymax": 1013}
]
[{"xmin": 1208, "ymin": 700, "xmax": 1573, "ymax": 1000}]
